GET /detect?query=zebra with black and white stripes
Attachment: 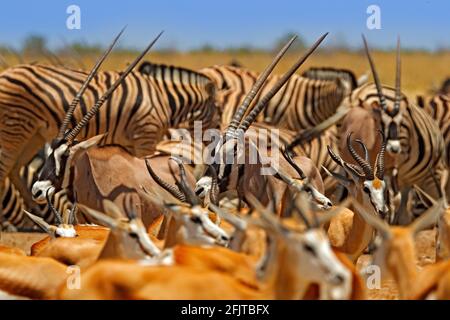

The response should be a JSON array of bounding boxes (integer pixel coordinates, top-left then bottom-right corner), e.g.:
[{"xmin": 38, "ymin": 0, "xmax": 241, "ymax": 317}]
[
  {"xmin": 139, "ymin": 62, "xmax": 355, "ymax": 132},
  {"xmin": 0, "ymin": 30, "xmax": 217, "ymax": 218}
]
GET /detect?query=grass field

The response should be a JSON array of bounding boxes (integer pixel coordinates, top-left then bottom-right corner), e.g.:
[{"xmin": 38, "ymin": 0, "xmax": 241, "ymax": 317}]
[{"xmin": 1, "ymin": 50, "xmax": 449, "ymax": 97}]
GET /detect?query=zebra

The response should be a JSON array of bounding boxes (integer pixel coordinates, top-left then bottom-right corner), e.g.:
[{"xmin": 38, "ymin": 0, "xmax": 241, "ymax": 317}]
[
  {"xmin": 351, "ymin": 36, "xmax": 447, "ymax": 224},
  {"xmin": 139, "ymin": 62, "xmax": 355, "ymax": 133},
  {"xmin": 416, "ymin": 94, "xmax": 450, "ymax": 193},
  {"xmin": 301, "ymin": 67, "xmax": 359, "ymax": 96},
  {"xmin": 0, "ymin": 30, "xmax": 217, "ymax": 215},
  {"xmin": 1, "ymin": 148, "xmax": 71, "ymax": 230}
]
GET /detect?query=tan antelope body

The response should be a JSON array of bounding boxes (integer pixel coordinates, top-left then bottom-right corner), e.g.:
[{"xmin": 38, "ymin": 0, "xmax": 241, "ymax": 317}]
[
  {"xmin": 59, "ymin": 200, "xmax": 357, "ymax": 300},
  {"xmin": 353, "ymin": 198, "xmax": 450, "ymax": 299},
  {"xmin": 70, "ymin": 144, "xmax": 195, "ymax": 227}
]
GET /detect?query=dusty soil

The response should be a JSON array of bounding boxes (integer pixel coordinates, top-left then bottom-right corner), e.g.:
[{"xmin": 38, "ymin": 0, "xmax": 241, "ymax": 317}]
[{"xmin": 0, "ymin": 232, "xmax": 46, "ymax": 255}]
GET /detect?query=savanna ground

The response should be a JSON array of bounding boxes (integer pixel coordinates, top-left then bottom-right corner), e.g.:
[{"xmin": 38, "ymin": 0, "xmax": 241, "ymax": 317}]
[
  {"xmin": 1, "ymin": 49, "xmax": 450, "ymax": 96},
  {"xmin": 0, "ymin": 50, "xmax": 448, "ymax": 299}
]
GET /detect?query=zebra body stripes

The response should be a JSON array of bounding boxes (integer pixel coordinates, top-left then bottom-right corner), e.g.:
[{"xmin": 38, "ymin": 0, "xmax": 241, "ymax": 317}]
[
  {"xmin": 0, "ymin": 63, "xmax": 217, "ymax": 217},
  {"xmin": 420, "ymin": 94, "xmax": 450, "ymax": 166},
  {"xmin": 139, "ymin": 63, "xmax": 351, "ymax": 132}
]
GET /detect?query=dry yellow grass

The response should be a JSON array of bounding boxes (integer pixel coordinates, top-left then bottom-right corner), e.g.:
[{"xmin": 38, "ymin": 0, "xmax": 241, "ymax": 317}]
[{"xmin": 1, "ymin": 50, "xmax": 449, "ymax": 97}]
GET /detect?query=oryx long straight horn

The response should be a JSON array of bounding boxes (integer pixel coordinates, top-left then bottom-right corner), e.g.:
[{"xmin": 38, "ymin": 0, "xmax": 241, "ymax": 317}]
[
  {"xmin": 65, "ymin": 30, "xmax": 164, "ymax": 142},
  {"xmin": 58, "ymin": 26, "xmax": 126, "ymax": 139}
]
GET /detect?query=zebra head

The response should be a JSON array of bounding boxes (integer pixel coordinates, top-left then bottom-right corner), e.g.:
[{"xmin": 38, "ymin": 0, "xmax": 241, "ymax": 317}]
[
  {"xmin": 325, "ymin": 132, "xmax": 388, "ymax": 218},
  {"xmin": 31, "ymin": 29, "xmax": 162, "ymax": 205},
  {"xmin": 363, "ymin": 35, "xmax": 404, "ymax": 155}
]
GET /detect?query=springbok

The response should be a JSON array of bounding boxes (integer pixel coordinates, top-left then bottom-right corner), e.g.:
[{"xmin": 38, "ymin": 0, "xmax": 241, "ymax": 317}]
[
  {"xmin": 323, "ymin": 132, "xmax": 387, "ymax": 262},
  {"xmin": 0, "ymin": 252, "xmax": 69, "ymax": 299},
  {"xmin": 352, "ymin": 197, "xmax": 450, "ymax": 299},
  {"xmin": 59, "ymin": 192, "xmax": 358, "ymax": 300}
]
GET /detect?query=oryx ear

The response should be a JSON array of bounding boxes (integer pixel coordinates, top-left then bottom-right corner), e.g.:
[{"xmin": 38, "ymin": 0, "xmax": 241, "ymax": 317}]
[
  {"xmin": 62, "ymin": 133, "xmax": 108, "ymax": 186},
  {"xmin": 68, "ymin": 133, "xmax": 107, "ymax": 159},
  {"xmin": 24, "ymin": 210, "xmax": 57, "ymax": 235}
]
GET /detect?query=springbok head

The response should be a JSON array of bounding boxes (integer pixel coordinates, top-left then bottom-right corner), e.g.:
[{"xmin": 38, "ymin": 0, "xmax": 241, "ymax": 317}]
[
  {"xmin": 31, "ymin": 28, "xmax": 163, "ymax": 204},
  {"xmin": 145, "ymin": 156, "xmax": 230, "ymax": 247},
  {"xmin": 246, "ymin": 192, "xmax": 352, "ymax": 300},
  {"xmin": 24, "ymin": 201, "xmax": 77, "ymax": 238},
  {"xmin": 325, "ymin": 131, "xmax": 388, "ymax": 217},
  {"xmin": 363, "ymin": 35, "xmax": 405, "ymax": 155},
  {"xmin": 196, "ymin": 33, "xmax": 328, "ymax": 198},
  {"xmin": 277, "ymin": 147, "xmax": 332, "ymax": 209},
  {"xmin": 78, "ymin": 196, "xmax": 161, "ymax": 258}
]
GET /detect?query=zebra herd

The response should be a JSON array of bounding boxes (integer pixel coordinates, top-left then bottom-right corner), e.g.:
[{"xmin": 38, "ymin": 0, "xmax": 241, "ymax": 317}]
[
  {"xmin": 0, "ymin": 30, "xmax": 450, "ymax": 299},
  {"xmin": 1, "ymin": 33, "xmax": 447, "ymax": 229}
]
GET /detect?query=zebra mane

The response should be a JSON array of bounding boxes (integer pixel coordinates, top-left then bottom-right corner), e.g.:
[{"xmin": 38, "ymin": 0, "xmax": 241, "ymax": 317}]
[
  {"xmin": 301, "ymin": 67, "xmax": 358, "ymax": 90},
  {"xmin": 138, "ymin": 61, "xmax": 212, "ymax": 85}
]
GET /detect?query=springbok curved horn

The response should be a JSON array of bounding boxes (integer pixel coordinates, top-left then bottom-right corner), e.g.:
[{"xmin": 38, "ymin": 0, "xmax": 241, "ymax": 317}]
[
  {"xmin": 225, "ymin": 35, "xmax": 297, "ymax": 137},
  {"xmin": 46, "ymin": 189, "xmax": 63, "ymax": 225},
  {"xmin": 57, "ymin": 26, "xmax": 126, "ymax": 140},
  {"xmin": 362, "ymin": 34, "xmax": 388, "ymax": 112},
  {"xmin": 170, "ymin": 157, "xmax": 200, "ymax": 206},
  {"xmin": 393, "ymin": 36, "xmax": 401, "ymax": 116},
  {"xmin": 65, "ymin": 31, "xmax": 163, "ymax": 142},
  {"xmin": 207, "ymin": 165, "xmax": 220, "ymax": 206},
  {"xmin": 145, "ymin": 158, "xmax": 186, "ymax": 202},
  {"xmin": 238, "ymin": 33, "xmax": 328, "ymax": 132},
  {"xmin": 375, "ymin": 130, "xmax": 387, "ymax": 179},
  {"xmin": 327, "ymin": 145, "xmax": 365, "ymax": 179},
  {"xmin": 280, "ymin": 146, "xmax": 306, "ymax": 179},
  {"xmin": 66, "ymin": 201, "xmax": 77, "ymax": 225},
  {"xmin": 354, "ymin": 139, "xmax": 369, "ymax": 162},
  {"xmin": 347, "ymin": 133, "xmax": 373, "ymax": 179}
]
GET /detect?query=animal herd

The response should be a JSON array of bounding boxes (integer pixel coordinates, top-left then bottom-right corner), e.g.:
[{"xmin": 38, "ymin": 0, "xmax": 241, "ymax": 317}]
[{"xmin": 0, "ymin": 29, "xmax": 450, "ymax": 300}]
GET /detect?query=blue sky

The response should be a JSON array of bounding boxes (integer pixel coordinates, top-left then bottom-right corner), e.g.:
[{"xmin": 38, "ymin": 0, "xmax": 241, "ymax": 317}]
[{"xmin": 0, "ymin": 0, "xmax": 448, "ymax": 51}]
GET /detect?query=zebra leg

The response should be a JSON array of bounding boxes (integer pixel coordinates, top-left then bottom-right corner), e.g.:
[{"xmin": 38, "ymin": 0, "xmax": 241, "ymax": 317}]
[
  {"xmin": 10, "ymin": 169, "xmax": 40, "ymax": 213},
  {"xmin": 394, "ymin": 187, "xmax": 414, "ymax": 225},
  {"xmin": 1, "ymin": 131, "xmax": 46, "ymax": 215}
]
